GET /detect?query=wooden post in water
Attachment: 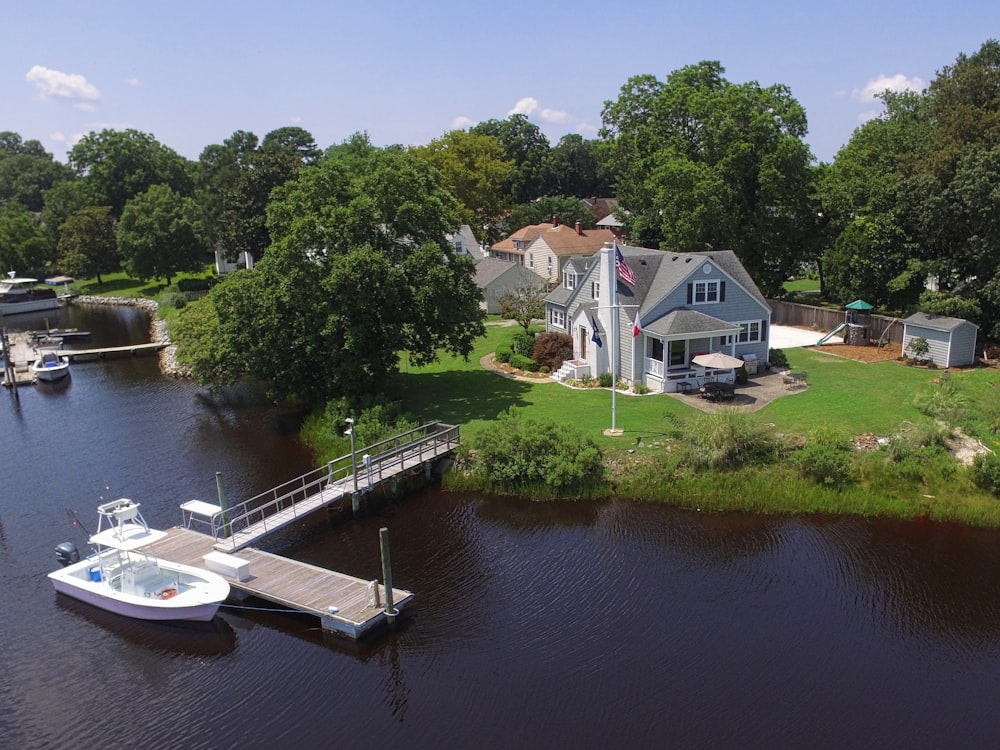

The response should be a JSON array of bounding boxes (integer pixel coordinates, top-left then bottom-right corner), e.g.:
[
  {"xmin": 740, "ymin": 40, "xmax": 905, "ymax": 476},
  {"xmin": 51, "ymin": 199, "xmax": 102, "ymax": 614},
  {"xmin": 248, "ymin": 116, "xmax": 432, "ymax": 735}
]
[
  {"xmin": 215, "ymin": 472, "xmax": 231, "ymax": 537},
  {"xmin": 379, "ymin": 527, "xmax": 397, "ymax": 629}
]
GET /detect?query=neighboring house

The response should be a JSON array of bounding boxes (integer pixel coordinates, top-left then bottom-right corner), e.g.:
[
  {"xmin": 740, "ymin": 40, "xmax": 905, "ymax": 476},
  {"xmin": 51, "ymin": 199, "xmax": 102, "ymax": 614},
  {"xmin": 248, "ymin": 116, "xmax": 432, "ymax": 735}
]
[
  {"xmin": 902, "ymin": 313, "xmax": 979, "ymax": 367},
  {"xmin": 596, "ymin": 212, "xmax": 625, "ymax": 239},
  {"xmin": 545, "ymin": 243, "xmax": 771, "ymax": 393},
  {"xmin": 474, "ymin": 259, "xmax": 544, "ymax": 314},
  {"xmin": 490, "ymin": 216, "xmax": 617, "ymax": 285},
  {"xmin": 447, "ymin": 224, "xmax": 488, "ymax": 261},
  {"xmin": 583, "ymin": 197, "xmax": 618, "ymax": 224},
  {"xmin": 215, "ymin": 248, "xmax": 254, "ymax": 274}
]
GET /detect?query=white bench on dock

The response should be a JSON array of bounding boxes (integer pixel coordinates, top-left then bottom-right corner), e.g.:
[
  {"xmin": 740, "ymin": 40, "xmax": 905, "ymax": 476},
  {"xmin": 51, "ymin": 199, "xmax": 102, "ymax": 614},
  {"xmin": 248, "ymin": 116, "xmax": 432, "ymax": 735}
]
[{"xmin": 203, "ymin": 551, "xmax": 251, "ymax": 581}]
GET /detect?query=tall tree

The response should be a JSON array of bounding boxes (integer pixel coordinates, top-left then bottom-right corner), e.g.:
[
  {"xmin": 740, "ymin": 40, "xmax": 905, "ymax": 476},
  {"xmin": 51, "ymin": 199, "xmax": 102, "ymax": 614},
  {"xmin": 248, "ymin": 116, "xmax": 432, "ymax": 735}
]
[
  {"xmin": 117, "ymin": 184, "xmax": 205, "ymax": 285},
  {"xmin": 196, "ymin": 140, "xmax": 485, "ymax": 407},
  {"xmin": 68, "ymin": 129, "xmax": 192, "ymax": 218},
  {"xmin": 216, "ymin": 127, "xmax": 319, "ymax": 262},
  {"xmin": 0, "ymin": 202, "xmax": 52, "ymax": 273},
  {"xmin": 817, "ymin": 90, "xmax": 931, "ymax": 309},
  {"xmin": 601, "ymin": 62, "xmax": 815, "ymax": 295},
  {"xmin": 0, "ymin": 131, "xmax": 73, "ymax": 211},
  {"xmin": 544, "ymin": 134, "xmax": 610, "ymax": 198},
  {"xmin": 57, "ymin": 206, "xmax": 119, "ymax": 284},
  {"xmin": 472, "ymin": 114, "xmax": 551, "ymax": 204},
  {"xmin": 412, "ymin": 130, "xmax": 514, "ymax": 233},
  {"xmin": 194, "ymin": 130, "xmax": 259, "ymax": 248}
]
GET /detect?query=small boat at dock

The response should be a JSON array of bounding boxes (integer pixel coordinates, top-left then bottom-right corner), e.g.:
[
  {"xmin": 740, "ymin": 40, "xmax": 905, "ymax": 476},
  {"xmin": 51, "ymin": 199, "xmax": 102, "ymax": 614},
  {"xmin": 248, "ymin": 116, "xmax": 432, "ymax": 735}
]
[
  {"xmin": 28, "ymin": 327, "xmax": 91, "ymax": 342},
  {"xmin": 33, "ymin": 350, "xmax": 70, "ymax": 382},
  {"xmin": 49, "ymin": 499, "xmax": 230, "ymax": 622}
]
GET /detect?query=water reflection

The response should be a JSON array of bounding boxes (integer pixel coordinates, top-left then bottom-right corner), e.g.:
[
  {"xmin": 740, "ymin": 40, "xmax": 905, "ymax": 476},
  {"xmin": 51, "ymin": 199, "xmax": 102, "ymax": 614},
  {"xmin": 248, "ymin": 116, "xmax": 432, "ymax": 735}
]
[{"xmin": 55, "ymin": 595, "xmax": 237, "ymax": 658}]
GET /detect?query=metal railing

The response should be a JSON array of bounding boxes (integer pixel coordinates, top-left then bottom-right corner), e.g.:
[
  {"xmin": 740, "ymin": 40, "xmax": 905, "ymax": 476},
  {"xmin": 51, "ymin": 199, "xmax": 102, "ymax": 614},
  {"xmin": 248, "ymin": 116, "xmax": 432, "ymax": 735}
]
[{"xmin": 216, "ymin": 422, "xmax": 459, "ymax": 543}]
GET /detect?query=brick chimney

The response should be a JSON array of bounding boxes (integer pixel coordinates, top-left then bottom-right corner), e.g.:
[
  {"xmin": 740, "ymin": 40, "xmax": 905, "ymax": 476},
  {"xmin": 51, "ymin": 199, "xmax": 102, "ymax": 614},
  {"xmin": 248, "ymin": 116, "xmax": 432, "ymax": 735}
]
[
  {"xmin": 552, "ymin": 215, "xmax": 560, "ymax": 227},
  {"xmin": 575, "ymin": 220, "xmax": 582, "ymax": 235}
]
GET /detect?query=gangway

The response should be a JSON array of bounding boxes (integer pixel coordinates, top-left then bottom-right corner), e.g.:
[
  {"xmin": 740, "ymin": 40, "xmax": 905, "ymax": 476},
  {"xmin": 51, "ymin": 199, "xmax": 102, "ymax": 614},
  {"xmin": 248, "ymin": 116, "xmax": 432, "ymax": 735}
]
[{"xmin": 183, "ymin": 422, "xmax": 459, "ymax": 551}]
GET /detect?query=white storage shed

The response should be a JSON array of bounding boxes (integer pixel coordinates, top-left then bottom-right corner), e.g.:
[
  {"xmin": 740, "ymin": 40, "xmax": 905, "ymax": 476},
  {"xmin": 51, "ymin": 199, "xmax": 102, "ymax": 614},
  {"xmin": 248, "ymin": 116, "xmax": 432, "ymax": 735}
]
[{"xmin": 901, "ymin": 313, "xmax": 979, "ymax": 367}]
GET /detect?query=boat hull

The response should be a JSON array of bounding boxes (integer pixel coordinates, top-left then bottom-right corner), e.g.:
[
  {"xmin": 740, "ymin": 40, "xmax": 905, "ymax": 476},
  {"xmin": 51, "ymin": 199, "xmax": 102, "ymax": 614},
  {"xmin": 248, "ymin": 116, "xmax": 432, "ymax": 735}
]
[
  {"xmin": 49, "ymin": 555, "xmax": 230, "ymax": 623},
  {"xmin": 33, "ymin": 360, "xmax": 70, "ymax": 382},
  {"xmin": 0, "ymin": 298, "xmax": 60, "ymax": 315}
]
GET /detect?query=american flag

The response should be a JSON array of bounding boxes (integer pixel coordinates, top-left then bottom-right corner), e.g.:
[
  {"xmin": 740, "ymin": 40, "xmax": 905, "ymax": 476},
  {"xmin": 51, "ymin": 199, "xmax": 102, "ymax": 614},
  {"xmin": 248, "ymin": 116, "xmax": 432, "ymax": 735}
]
[{"xmin": 615, "ymin": 244, "xmax": 636, "ymax": 286}]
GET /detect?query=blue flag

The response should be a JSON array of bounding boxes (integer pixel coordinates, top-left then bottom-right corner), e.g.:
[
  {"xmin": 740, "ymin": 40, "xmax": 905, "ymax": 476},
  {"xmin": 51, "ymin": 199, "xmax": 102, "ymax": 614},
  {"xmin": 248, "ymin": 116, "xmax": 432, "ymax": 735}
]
[{"xmin": 591, "ymin": 315, "xmax": 603, "ymax": 348}]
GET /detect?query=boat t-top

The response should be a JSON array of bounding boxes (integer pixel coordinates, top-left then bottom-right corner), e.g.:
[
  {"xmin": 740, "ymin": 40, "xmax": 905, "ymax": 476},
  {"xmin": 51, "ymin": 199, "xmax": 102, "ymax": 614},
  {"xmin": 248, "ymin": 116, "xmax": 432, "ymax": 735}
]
[{"xmin": 49, "ymin": 498, "xmax": 230, "ymax": 622}]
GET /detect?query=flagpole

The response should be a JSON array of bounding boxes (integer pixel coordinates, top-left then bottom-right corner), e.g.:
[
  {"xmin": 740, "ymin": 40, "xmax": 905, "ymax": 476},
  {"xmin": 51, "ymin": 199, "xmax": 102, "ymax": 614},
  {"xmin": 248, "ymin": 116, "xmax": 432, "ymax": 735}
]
[{"xmin": 612, "ymin": 287, "xmax": 618, "ymax": 433}]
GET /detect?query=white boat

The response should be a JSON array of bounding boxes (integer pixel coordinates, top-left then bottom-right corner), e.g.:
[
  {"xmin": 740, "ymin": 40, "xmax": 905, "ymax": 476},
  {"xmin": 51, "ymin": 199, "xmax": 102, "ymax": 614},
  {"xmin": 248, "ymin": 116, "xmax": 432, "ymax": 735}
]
[
  {"xmin": 49, "ymin": 499, "xmax": 230, "ymax": 622},
  {"xmin": 33, "ymin": 350, "xmax": 70, "ymax": 382},
  {"xmin": 0, "ymin": 272, "xmax": 60, "ymax": 315}
]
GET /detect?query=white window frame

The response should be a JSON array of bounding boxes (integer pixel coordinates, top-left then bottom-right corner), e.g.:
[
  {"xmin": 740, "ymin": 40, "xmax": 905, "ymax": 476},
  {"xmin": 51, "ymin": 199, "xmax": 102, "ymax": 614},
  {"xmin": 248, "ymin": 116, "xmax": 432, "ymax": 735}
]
[
  {"xmin": 547, "ymin": 256, "xmax": 553, "ymax": 275},
  {"xmin": 738, "ymin": 320, "xmax": 762, "ymax": 343},
  {"xmin": 564, "ymin": 271, "xmax": 576, "ymax": 290},
  {"xmin": 694, "ymin": 279, "xmax": 720, "ymax": 304},
  {"xmin": 549, "ymin": 308, "xmax": 566, "ymax": 329},
  {"xmin": 591, "ymin": 281, "xmax": 600, "ymax": 300},
  {"xmin": 528, "ymin": 252, "xmax": 534, "ymax": 269}
]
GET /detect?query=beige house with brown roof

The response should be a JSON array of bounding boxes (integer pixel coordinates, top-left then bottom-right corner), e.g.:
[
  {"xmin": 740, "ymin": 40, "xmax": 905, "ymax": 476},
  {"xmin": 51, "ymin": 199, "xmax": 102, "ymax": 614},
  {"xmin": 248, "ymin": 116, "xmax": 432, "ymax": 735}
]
[{"xmin": 490, "ymin": 217, "xmax": 617, "ymax": 285}]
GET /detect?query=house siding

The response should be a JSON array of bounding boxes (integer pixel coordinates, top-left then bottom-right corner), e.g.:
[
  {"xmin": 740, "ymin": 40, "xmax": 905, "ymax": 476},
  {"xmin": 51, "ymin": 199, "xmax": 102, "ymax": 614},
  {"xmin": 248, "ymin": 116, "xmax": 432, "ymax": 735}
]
[{"xmin": 903, "ymin": 321, "xmax": 978, "ymax": 367}]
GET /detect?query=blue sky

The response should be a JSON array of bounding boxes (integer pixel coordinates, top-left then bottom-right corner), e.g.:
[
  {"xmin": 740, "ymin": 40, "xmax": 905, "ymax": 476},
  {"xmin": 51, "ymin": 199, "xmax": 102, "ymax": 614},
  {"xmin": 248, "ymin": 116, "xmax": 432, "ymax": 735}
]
[{"xmin": 3, "ymin": 0, "xmax": 996, "ymax": 165}]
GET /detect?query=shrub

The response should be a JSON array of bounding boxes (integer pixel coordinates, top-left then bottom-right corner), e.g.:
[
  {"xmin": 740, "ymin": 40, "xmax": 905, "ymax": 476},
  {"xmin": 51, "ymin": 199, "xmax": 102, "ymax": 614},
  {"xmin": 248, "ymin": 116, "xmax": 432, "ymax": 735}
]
[
  {"xmin": 494, "ymin": 347, "xmax": 512, "ymax": 364},
  {"xmin": 632, "ymin": 383, "xmax": 651, "ymax": 395},
  {"xmin": 795, "ymin": 427, "xmax": 853, "ymax": 486},
  {"xmin": 532, "ymin": 332, "xmax": 573, "ymax": 371},
  {"xmin": 510, "ymin": 354, "xmax": 540, "ymax": 372},
  {"xmin": 884, "ymin": 420, "xmax": 949, "ymax": 462},
  {"xmin": 598, "ymin": 372, "xmax": 614, "ymax": 388},
  {"xmin": 177, "ymin": 277, "xmax": 212, "ymax": 292},
  {"xmin": 970, "ymin": 452, "xmax": 1000, "ymax": 495},
  {"xmin": 159, "ymin": 291, "xmax": 187, "ymax": 310},
  {"xmin": 680, "ymin": 408, "xmax": 785, "ymax": 470},
  {"xmin": 906, "ymin": 336, "xmax": 930, "ymax": 363},
  {"xmin": 470, "ymin": 407, "xmax": 604, "ymax": 492},
  {"xmin": 511, "ymin": 331, "xmax": 536, "ymax": 357},
  {"xmin": 769, "ymin": 348, "xmax": 788, "ymax": 370},
  {"xmin": 913, "ymin": 372, "xmax": 968, "ymax": 425}
]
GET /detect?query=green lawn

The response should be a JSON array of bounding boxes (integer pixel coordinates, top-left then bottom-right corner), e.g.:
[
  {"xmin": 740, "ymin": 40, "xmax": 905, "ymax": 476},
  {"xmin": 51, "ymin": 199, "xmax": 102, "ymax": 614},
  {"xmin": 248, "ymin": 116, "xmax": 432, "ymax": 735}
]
[{"xmin": 399, "ymin": 324, "xmax": 1000, "ymax": 448}]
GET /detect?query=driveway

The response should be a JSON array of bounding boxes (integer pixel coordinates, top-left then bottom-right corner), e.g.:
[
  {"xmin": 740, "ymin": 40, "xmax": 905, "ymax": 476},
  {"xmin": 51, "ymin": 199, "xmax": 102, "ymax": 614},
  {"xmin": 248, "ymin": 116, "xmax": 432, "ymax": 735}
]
[{"xmin": 770, "ymin": 324, "xmax": 838, "ymax": 349}]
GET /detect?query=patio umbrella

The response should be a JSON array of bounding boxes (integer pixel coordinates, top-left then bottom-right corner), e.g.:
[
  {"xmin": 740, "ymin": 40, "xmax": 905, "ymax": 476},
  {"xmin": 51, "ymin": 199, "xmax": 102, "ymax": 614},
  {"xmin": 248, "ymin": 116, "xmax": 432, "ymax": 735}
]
[
  {"xmin": 691, "ymin": 352, "xmax": 745, "ymax": 369},
  {"xmin": 845, "ymin": 299, "xmax": 874, "ymax": 310}
]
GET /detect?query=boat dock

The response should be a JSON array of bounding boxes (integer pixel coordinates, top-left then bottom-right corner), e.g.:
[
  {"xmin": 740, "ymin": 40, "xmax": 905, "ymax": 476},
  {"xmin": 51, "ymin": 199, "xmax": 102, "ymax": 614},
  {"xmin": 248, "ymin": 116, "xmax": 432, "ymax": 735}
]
[
  {"xmin": 151, "ymin": 526, "xmax": 412, "ymax": 639},
  {"xmin": 2, "ymin": 329, "xmax": 166, "ymax": 385},
  {"xmin": 154, "ymin": 423, "xmax": 458, "ymax": 637}
]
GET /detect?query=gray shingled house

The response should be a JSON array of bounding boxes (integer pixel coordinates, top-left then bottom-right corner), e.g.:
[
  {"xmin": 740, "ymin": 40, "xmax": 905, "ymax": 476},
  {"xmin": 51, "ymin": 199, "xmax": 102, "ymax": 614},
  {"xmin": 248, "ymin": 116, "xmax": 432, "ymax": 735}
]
[{"xmin": 545, "ymin": 243, "xmax": 772, "ymax": 393}]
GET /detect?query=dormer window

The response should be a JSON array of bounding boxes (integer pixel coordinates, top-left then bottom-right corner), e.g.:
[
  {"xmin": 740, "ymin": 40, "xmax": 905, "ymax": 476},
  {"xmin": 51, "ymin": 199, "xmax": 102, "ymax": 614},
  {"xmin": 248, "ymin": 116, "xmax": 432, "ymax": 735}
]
[{"xmin": 564, "ymin": 271, "xmax": 576, "ymax": 290}]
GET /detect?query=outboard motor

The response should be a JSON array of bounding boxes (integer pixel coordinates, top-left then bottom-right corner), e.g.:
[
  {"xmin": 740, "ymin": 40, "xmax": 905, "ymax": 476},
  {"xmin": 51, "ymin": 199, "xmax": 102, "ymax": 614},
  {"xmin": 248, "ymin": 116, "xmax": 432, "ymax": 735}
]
[{"xmin": 54, "ymin": 541, "xmax": 80, "ymax": 567}]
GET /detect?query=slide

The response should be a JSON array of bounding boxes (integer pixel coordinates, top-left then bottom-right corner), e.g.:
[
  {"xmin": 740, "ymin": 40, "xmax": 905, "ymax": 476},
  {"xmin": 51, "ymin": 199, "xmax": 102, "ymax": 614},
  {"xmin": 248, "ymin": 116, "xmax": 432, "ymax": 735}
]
[{"xmin": 817, "ymin": 322, "xmax": 847, "ymax": 345}]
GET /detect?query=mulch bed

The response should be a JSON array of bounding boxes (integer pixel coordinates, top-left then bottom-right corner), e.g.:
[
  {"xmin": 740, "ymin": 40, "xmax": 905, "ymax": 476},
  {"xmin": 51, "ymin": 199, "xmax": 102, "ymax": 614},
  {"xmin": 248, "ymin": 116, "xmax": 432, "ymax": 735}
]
[{"xmin": 809, "ymin": 341, "xmax": 901, "ymax": 363}]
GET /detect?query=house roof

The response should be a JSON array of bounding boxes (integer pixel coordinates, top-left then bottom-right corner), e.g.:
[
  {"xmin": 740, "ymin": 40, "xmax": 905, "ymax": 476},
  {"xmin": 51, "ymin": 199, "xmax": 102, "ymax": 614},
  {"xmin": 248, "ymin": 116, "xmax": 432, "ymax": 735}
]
[
  {"xmin": 474, "ymin": 258, "xmax": 537, "ymax": 288},
  {"xmin": 491, "ymin": 221, "xmax": 616, "ymax": 257},
  {"xmin": 642, "ymin": 309, "xmax": 739, "ymax": 338},
  {"xmin": 614, "ymin": 244, "xmax": 771, "ymax": 321},
  {"xmin": 903, "ymin": 312, "xmax": 979, "ymax": 332}
]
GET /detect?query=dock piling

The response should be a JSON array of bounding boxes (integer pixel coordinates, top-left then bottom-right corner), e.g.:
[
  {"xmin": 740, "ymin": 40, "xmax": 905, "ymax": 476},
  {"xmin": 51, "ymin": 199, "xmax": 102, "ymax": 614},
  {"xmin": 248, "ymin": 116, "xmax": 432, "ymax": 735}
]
[{"xmin": 379, "ymin": 527, "xmax": 397, "ymax": 628}]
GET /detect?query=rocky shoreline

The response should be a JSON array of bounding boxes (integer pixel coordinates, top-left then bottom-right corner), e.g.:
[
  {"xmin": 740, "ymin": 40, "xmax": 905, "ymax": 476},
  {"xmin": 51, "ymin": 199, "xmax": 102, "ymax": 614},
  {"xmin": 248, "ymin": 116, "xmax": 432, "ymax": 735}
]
[{"xmin": 72, "ymin": 296, "xmax": 190, "ymax": 378}]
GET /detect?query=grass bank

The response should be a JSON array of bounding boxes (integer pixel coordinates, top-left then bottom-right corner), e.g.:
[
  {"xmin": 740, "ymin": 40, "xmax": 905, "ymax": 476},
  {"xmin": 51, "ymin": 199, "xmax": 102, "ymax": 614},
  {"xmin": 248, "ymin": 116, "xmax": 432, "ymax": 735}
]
[{"xmin": 396, "ymin": 323, "xmax": 1000, "ymax": 528}]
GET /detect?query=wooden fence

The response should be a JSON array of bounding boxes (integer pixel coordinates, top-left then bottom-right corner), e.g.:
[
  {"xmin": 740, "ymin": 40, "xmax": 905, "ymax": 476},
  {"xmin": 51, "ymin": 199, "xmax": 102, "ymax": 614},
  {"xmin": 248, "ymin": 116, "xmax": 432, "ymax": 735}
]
[{"xmin": 768, "ymin": 299, "xmax": 904, "ymax": 346}]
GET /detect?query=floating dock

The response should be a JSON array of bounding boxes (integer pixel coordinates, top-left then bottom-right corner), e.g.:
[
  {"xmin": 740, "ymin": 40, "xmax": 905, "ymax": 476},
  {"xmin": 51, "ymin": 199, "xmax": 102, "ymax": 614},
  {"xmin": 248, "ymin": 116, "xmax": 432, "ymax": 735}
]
[{"xmin": 152, "ymin": 527, "xmax": 412, "ymax": 639}]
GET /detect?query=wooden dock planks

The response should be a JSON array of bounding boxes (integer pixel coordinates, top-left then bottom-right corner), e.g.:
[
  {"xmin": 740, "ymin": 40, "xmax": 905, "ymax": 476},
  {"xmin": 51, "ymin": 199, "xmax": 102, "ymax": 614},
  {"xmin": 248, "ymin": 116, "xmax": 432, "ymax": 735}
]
[{"xmin": 152, "ymin": 527, "xmax": 411, "ymax": 638}]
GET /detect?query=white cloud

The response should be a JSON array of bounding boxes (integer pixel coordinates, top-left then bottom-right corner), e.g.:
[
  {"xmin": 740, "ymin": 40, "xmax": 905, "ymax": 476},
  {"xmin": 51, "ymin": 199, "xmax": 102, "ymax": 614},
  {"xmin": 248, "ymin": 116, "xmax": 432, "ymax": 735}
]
[
  {"xmin": 851, "ymin": 73, "xmax": 925, "ymax": 103},
  {"xmin": 540, "ymin": 108, "xmax": 570, "ymax": 124},
  {"xmin": 290, "ymin": 115, "xmax": 302, "ymax": 124},
  {"xmin": 451, "ymin": 115, "xmax": 474, "ymax": 130},
  {"xmin": 126, "ymin": 76, "xmax": 141, "ymax": 87},
  {"xmin": 25, "ymin": 65, "xmax": 100, "ymax": 101},
  {"xmin": 508, "ymin": 97, "xmax": 539, "ymax": 117},
  {"xmin": 576, "ymin": 122, "xmax": 598, "ymax": 136}
]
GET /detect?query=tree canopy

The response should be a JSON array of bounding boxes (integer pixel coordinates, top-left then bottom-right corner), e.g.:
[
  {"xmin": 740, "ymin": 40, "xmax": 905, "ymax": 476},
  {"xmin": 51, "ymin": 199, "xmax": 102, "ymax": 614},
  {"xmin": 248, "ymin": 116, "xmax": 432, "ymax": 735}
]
[
  {"xmin": 186, "ymin": 137, "xmax": 485, "ymax": 407},
  {"xmin": 601, "ymin": 62, "xmax": 815, "ymax": 296},
  {"xmin": 117, "ymin": 184, "xmax": 205, "ymax": 285}
]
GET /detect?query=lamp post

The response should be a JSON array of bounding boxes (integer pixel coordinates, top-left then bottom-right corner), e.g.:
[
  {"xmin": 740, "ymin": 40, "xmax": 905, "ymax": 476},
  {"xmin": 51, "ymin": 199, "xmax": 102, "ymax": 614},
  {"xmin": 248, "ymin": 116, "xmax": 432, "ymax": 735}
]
[{"xmin": 345, "ymin": 418, "xmax": 358, "ymax": 493}]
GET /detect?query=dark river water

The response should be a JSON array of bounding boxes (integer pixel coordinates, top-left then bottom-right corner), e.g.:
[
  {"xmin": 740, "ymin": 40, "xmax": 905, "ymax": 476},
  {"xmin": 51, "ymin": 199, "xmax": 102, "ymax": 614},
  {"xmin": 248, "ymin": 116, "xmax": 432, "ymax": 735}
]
[{"xmin": 3, "ymin": 303, "xmax": 1000, "ymax": 749}]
